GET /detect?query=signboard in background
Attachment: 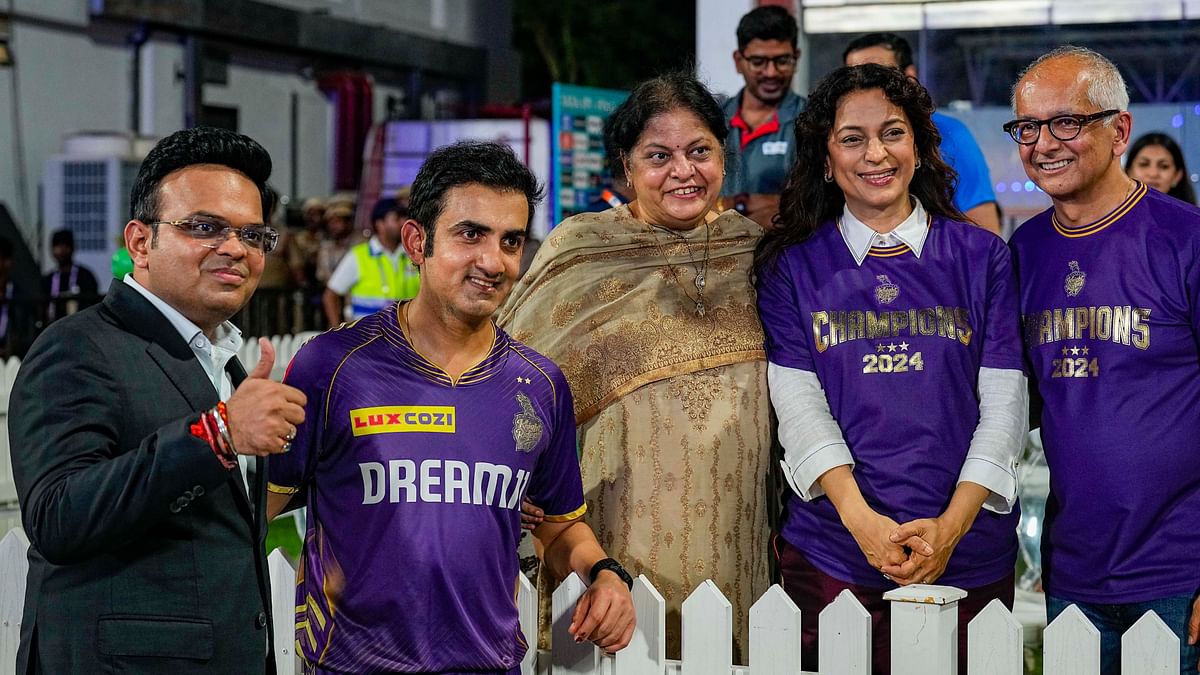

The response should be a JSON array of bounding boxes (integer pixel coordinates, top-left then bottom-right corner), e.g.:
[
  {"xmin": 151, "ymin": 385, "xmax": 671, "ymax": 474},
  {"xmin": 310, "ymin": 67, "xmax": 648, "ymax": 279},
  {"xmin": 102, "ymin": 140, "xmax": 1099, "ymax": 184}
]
[
  {"xmin": 551, "ymin": 83, "xmax": 629, "ymax": 227},
  {"xmin": 378, "ymin": 118, "xmax": 553, "ymax": 238}
]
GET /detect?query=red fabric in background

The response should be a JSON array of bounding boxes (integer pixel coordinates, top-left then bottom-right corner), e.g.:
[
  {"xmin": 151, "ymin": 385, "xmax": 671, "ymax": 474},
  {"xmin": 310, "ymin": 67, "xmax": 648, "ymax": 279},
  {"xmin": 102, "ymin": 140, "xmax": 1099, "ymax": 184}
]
[{"xmin": 318, "ymin": 72, "xmax": 374, "ymax": 191}]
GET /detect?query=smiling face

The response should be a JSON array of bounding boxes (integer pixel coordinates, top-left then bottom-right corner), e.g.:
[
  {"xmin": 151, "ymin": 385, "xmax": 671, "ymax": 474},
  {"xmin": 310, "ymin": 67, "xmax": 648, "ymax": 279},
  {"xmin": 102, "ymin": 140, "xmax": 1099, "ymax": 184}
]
[
  {"xmin": 403, "ymin": 183, "xmax": 527, "ymax": 326},
  {"xmin": 735, "ymin": 38, "xmax": 798, "ymax": 107},
  {"xmin": 625, "ymin": 109, "xmax": 724, "ymax": 231},
  {"xmin": 826, "ymin": 88, "xmax": 917, "ymax": 228},
  {"xmin": 1013, "ymin": 57, "xmax": 1132, "ymax": 204},
  {"xmin": 1127, "ymin": 143, "xmax": 1182, "ymax": 195},
  {"xmin": 127, "ymin": 164, "xmax": 265, "ymax": 334}
]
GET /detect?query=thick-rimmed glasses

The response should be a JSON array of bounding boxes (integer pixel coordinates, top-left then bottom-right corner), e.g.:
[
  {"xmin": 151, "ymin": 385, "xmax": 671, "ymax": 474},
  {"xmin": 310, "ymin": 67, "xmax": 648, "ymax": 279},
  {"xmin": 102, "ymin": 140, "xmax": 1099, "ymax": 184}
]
[
  {"xmin": 739, "ymin": 52, "xmax": 797, "ymax": 71},
  {"xmin": 1002, "ymin": 110, "xmax": 1119, "ymax": 145},
  {"xmin": 148, "ymin": 218, "xmax": 280, "ymax": 253}
]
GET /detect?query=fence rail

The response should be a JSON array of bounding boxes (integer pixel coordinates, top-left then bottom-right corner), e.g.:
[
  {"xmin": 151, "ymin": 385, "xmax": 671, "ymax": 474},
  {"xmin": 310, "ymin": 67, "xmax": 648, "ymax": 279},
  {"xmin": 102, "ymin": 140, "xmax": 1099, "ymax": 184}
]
[{"xmin": 0, "ymin": 528, "xmax": 1180, "ymax": 675}]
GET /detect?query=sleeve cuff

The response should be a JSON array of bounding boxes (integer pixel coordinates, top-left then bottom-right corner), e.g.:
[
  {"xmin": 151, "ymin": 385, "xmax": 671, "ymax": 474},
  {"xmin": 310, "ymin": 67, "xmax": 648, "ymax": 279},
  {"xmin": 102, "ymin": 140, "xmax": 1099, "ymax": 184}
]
[
  {"xmin": 957, "ymin": 457, "xmax": 1017, "ymax": 514},
  {"xmin": 782, "ymin": 442, "xmax": 853, "ymax": 501}
]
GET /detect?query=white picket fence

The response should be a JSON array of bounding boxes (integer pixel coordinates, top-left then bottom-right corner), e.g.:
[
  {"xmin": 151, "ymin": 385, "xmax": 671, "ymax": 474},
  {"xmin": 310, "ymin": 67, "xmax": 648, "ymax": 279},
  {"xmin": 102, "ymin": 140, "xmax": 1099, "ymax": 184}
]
[{"xmin": 0, "ymin": 528, "xmax": 1182, "ymax": 675}]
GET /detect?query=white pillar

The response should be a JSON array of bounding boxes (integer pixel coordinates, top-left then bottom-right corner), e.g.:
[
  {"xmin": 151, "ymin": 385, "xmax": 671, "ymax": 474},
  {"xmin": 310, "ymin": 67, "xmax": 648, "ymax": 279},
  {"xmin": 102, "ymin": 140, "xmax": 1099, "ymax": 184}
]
[{"xmin": 884, "ymin": 584, "xmax": 967, "ymax": 675}]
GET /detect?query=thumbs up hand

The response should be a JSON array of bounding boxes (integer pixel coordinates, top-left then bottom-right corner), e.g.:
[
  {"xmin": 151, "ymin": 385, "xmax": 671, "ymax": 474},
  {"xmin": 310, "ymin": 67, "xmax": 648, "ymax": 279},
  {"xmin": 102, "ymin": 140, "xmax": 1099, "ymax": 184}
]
[{"xmin": 226, "ymin": 338, "xmax": 307, "ymax": 456}]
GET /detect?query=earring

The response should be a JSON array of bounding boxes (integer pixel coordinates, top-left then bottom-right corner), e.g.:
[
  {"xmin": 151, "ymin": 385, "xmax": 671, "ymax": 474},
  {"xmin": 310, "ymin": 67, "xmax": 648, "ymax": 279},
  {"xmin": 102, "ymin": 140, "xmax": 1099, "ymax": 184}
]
[
  {"xmin": 915, "ymin": 157, "xmax": 922, "ymax": 170},
  {"xmin": 626, "ymin": 176, "xmax": 633, "ymax": 189},
  {"xmin": 823, "ymin": 171, "xmax": 833, "ymax": 183}
]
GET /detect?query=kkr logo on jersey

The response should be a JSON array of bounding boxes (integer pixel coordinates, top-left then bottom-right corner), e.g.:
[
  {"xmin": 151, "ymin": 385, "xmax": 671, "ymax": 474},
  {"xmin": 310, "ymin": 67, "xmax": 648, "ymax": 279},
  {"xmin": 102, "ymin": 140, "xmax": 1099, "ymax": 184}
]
[
  {"xmin": 512, "ymin": 393, "xmax": 544, "ymax": 452},
  {"xmin": 350, "ymin": 406, "xmax": 456, "ymax": 436},
  {"xmin": 1064, "ymin": 261, "xmax": 1086, "ymax": 297}
]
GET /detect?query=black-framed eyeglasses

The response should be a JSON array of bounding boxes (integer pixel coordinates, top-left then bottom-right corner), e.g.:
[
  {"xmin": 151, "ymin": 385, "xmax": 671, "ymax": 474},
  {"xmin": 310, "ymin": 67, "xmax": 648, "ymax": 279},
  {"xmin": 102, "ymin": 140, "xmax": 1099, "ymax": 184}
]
[
  {"xmin": 739, "ymin": 52, "xmax": 797, "ymax": 71},
  {"xmin": 1002, "ymin": 110, "xmax": 1119, "ymax": 145},
  {"xmin": 148, "ymin": 218, "xmax": 280, "ymax": 254}
]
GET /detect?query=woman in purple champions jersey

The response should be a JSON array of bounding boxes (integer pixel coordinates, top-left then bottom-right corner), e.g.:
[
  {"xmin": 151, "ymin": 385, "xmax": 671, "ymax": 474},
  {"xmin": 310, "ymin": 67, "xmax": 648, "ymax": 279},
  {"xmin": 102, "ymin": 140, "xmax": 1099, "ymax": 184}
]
[{"xmin": 753, "ymin": 64, "xmax": 1028, "ymax": 673}]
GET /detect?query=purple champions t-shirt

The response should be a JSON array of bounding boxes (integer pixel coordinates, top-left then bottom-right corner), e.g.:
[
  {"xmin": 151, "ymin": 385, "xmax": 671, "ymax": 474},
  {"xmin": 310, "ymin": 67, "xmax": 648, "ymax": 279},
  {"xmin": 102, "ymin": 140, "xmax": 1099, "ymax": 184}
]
[
  {"xmin": 269, "ymin": 305, "xmax": 585, "ymax": 674},
  {"xmin": 757, "ymin": 216, "xmax": 1024, "ymax": 588},
  {"xmin": 1010, "ymin": 182, "xmax": 1200, "ymax": 604}
]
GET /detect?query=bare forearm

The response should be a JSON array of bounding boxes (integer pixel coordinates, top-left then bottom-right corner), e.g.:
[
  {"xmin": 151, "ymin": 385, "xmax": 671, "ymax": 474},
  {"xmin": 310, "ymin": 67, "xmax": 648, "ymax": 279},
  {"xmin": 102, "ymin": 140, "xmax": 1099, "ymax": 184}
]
[
  {"xmin": 818, "ymin": 465, "xmax": 872, "ymax": 527},
  {"xmin": 965, "ymin": 203, "xmax": 1001, "ymax": 235},
  {"xmin": 940, "ymin": 480, "xmax": 990, "ymax": 540},
  {"xmin": 538, "ymin": 520, "xmax": 608, "ymax": 582}
]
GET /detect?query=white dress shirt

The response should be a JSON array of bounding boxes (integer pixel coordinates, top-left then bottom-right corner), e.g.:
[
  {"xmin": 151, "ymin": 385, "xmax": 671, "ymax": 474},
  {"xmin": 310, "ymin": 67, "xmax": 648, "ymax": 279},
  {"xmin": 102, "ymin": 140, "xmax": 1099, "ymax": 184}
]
[{"xmin": 124, "ymin": 275, "xmax": 251, "ymax": 495}]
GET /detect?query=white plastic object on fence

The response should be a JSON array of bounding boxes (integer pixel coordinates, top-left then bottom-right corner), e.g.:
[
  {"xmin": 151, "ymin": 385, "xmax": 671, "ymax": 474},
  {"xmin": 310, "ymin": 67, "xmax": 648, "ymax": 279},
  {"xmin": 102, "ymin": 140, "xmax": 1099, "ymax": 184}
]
[
  {"xmin": 1045, "ymin": 603, "xmax": 1100, "ymax": 674},
  {"xmin": 1120, "ymin": 611, "xmax": 1178, "ymax": 675},
  {"xmin": 885, "ymin": 584, "xmax": 968, "ymax": 675},
  {"xmin": 268, "ymin": 549, "xmax": 297, "ymax": 675},
  {"xmin": 820, "ymin": 589, "xmax": 870, "ymax": 675},
  {"xmin": 967, "ymin": 598, "xmax": 1024, "ymax": 674},
  {"xmin": 0, "ymin": 529, "xmax": 29, "ymax": 668}
]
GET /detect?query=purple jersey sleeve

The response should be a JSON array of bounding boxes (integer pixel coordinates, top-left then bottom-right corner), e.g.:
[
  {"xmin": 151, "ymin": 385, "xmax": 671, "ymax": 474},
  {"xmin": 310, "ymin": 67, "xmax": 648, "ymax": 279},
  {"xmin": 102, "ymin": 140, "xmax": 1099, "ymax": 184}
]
[
  {"xmin": 980, "ymin": 237, "xmax": 1027, "ymax": 372},
  {"xmin": 523, "ymin": 368, "xmax": 586, "ymax": 521},
  {"xmin": 757, "ymin": 252, "xmax": 813, "ymax": 371}
]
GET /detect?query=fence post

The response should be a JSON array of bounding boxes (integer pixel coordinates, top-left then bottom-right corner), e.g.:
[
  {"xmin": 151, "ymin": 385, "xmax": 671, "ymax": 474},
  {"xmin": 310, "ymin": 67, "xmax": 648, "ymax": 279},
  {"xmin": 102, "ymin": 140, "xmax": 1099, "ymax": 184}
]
[
  {"xmin": 551, "ymin": 572, "xmax": 599, "ymax": 675},
  {"xmin": 1043, "ymin": 604, "xmax": 1099, "ymax": 675},
  {"xmin": 884, "ymin": 584, "xmax": 967, "ymax": 675},
  {"xmin": 0, "ymin": 529, "xmax": 30, "ymax": 670},
  {"xmin": 680, "ymin": 579, "xmax": 733, "ymax": 675},
  {"xmin": 967, "ymin": 598, "xmax": 1023, "ymax": 675},
  {"xmin": 1121, "ymin": 610, "xmax": 1178, "ymax": 675},
  {"xmin": 614, "ymin": 575, "xmax": 665, "ymax": 675},
  {"xmin": 819, "ymin": 589, "xmax": 871, "ymax": 675},
  {"xmin": 518, "ymin": 573, "xmax": 537, "ymax": 675},
  {"xmin": 749, "ymin": 584, "xmax": 803, "ymax": 675},
  {"xmin": 268, "ymin": 548, "xmax": 297, "ymax": 675}
]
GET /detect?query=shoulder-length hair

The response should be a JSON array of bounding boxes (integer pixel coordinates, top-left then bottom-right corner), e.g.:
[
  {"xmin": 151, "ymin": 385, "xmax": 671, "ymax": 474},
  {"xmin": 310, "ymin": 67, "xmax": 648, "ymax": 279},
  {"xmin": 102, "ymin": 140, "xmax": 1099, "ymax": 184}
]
[
  {"xmin": 1125, "ymin": 132, "xmax": 1196, "ymax": 205},
  {"xmin": 755, "ymin": 63, "xmax": 963, "ymax": 273}
]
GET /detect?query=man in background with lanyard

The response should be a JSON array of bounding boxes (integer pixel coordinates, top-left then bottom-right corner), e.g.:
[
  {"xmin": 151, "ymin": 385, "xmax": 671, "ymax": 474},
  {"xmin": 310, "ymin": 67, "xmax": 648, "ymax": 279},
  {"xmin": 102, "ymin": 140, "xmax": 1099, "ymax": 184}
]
[
  {"xmin": 44, "ymin": 229, "xmax": 99, "ymax": 322},
  {"xmin": 323, "ymin": 197, "xmax": 419, "ymax": 327}
]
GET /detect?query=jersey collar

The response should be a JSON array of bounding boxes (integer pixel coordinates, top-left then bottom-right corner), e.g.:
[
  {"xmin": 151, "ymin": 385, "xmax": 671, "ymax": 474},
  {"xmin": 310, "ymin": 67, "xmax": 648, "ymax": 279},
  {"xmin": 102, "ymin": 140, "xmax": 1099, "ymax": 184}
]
[{"xmin": 838, "ymin": 197, "xmax": 930, "ymax": 265}]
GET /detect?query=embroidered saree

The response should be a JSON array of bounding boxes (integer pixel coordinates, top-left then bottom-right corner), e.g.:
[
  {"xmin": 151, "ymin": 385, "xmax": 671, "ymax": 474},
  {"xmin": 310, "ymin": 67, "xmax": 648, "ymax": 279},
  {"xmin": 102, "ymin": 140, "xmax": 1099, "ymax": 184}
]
[{"xmin": 497, "ymin": 205, "xmax": 771, "ymax": 658}]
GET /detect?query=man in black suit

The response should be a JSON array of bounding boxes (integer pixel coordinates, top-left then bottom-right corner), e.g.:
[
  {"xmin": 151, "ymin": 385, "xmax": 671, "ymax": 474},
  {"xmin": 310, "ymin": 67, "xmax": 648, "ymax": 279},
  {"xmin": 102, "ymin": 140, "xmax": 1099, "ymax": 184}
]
[{"xmin": 9, "ymin": 126, "xmax": 306, "ymax": 674}]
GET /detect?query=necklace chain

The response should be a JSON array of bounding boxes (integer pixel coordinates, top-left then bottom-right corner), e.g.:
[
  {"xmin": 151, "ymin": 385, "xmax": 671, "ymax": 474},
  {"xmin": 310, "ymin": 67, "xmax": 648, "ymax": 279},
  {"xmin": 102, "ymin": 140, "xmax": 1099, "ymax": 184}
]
[{"xmin": 646, "ymin": 221, "xmax": 711, "ymax": 317}]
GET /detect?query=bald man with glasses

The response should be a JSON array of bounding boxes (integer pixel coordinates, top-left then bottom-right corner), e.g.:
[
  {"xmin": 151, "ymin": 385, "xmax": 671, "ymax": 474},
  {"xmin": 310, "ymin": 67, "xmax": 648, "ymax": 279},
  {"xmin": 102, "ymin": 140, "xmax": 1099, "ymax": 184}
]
[{"xmin": 1007, "ymin": 46, "xmax": 1200, "ymax": 674}]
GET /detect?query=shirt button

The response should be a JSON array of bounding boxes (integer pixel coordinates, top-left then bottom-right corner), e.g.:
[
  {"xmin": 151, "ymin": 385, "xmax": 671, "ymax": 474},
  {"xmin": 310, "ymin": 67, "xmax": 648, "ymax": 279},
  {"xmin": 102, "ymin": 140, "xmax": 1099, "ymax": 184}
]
[{"xmin": 255, "ymin": 611, "xmax": 268, "ymax": 628}]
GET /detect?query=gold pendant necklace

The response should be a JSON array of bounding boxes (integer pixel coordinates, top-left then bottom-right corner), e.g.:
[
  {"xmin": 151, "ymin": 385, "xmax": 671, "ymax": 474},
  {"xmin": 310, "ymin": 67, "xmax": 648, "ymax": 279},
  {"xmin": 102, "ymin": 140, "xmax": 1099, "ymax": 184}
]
[{"xmin": 646, "ymin": 221, "xmax": 711, "ymax": 317}]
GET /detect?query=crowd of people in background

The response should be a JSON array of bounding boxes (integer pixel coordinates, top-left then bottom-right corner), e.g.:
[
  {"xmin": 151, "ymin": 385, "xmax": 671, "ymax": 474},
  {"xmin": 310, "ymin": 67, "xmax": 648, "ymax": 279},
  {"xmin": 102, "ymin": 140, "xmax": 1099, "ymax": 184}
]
[{"xmin": 5, "ymin": 5, "xmax": 1200, "ymax": 675}]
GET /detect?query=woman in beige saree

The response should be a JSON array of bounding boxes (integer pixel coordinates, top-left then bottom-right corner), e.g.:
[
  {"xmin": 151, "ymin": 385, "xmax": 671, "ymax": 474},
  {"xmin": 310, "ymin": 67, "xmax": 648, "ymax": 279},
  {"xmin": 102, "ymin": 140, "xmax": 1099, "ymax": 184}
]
[{"xmin": 497, "ymin": 72, "xmax": 771, "ymax": 659}]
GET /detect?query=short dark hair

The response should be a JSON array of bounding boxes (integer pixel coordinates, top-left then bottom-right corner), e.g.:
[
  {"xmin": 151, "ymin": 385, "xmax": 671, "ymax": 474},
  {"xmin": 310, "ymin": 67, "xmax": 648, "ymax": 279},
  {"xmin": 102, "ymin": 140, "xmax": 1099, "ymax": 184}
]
[
  {"xmin": 371, "ymin": 197, "xmax": 407, "ymax": 223},
  {"xmin": 843, "ymin": 32, "xmax": 914, "ymax": 72},
  {"xmin": 0, "ymin": 237, "xmax": 12, "ymax": 260},
  {"xmin": 604, "ymin": 71, "xmax": 728, "ymax": 176},
  {"xmin": 50, "ymin": 229, "xmax": 74, "ymax": 248},
  {"xmin": 408, "ymin": 141, "xmax": 543, "ymax": 256},
  {"xmin": 130, "ymin": 126, "xmax": 273, "ymax": 223},
  {"xmin": 736, "ymin": 6, "xmax": 798, "ymax": 51},
  {"xmin": 756, "ymin": 63, "xmax": 962, "ymax": 272}
]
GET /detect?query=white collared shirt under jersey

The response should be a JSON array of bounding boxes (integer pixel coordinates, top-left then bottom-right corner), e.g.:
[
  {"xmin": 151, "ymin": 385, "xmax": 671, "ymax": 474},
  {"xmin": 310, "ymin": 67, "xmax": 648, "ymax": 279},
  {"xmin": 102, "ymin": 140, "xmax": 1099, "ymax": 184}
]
[
  {"xmin": 838, "ymin": 197, "xmax": 931, "ymax": 266},
  {"xmin": 124, "ymin": 275, "xmax": 251, "ymax": 495},
  {"xmin": 771, "ymin": 197, "xmax": 1027, "ymax": 513}
]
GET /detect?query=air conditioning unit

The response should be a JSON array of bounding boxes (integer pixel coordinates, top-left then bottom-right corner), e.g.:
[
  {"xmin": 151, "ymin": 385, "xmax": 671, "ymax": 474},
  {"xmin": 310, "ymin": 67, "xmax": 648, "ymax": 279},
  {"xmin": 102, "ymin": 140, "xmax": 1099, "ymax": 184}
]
[{"xmin": 41, "ymin": 134, "xmax": 144, "ymax": 291}]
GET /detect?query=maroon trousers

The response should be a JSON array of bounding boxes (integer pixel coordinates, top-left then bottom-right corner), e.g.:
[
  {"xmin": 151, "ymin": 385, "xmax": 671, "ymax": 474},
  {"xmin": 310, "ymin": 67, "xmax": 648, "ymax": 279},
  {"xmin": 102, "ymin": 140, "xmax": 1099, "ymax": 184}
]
[{"xmin": 774, "ymin": 535, "xmax": 1014, "ymax": 675}]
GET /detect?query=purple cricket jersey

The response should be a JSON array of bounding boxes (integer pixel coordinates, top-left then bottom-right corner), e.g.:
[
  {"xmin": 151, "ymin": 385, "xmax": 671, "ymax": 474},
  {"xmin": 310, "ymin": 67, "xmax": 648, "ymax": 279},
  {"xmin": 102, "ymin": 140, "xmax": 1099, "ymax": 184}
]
[
  {"xmin": 1010, "ymin": 182, "xmax": 1200, "ymax": 604},
  {"xmin": 757, "ymin": 216, "xmax": 1023, "ymax": 588},
  {"xmin": 269, "ymin": 304, "xmax": 585, "ymax": 674}
]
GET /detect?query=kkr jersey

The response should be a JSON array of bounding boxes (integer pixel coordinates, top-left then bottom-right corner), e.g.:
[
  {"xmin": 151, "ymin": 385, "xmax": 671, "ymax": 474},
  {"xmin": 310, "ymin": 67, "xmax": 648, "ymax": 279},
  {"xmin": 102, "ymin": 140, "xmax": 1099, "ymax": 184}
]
[
  {"xmin": 269, "ymin": 305, "xmax": 585, "ymax": 673},
  {"xmin": 757, "ymin": 216, "xmax": 1023, "ymax": 588},
  {"xmin": 1010, "ymin": 183, "xmax": 1200, "ymax": 603}
]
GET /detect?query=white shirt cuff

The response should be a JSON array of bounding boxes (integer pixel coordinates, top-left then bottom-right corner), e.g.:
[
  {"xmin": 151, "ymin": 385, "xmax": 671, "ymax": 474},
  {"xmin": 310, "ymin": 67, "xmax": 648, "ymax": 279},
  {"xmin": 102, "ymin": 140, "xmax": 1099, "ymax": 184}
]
[
  {"xmin": 959, "ymin": 366, "xmax": 1028, "ymax": 514},
  {"xmin": 768, "ymin": 362, "xmax": 853, "ymax": 501}
]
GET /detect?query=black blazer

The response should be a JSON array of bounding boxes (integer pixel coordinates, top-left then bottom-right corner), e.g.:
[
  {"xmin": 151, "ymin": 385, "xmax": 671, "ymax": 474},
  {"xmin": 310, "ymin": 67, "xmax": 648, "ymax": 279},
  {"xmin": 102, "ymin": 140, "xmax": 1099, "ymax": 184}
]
[{"xmin": 10, "ymin": 280, "xmax": 274, "ymax": 674}]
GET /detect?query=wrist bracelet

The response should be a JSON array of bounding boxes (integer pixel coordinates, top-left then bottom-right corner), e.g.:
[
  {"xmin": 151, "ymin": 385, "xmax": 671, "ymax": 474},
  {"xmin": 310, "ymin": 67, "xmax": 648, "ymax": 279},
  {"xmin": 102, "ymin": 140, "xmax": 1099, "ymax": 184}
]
[{"xmin": 212, "ymin": 402, "xmax": 237, "ymax": 459}]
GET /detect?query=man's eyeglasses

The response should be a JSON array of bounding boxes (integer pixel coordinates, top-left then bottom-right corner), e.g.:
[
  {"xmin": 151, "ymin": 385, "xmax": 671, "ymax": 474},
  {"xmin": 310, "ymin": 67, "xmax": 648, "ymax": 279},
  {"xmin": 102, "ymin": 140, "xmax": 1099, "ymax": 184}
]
[
  {"xmin": 740, "ymin": 52, "xmax": 797, "ymax": 71},
  {"xmin": 1002, "ymin": 110, "xmax": 1120, "ymax": 145},
  {"xmin": 148, "ymin": 218, "xmax": 280, "ymax": 254}
]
